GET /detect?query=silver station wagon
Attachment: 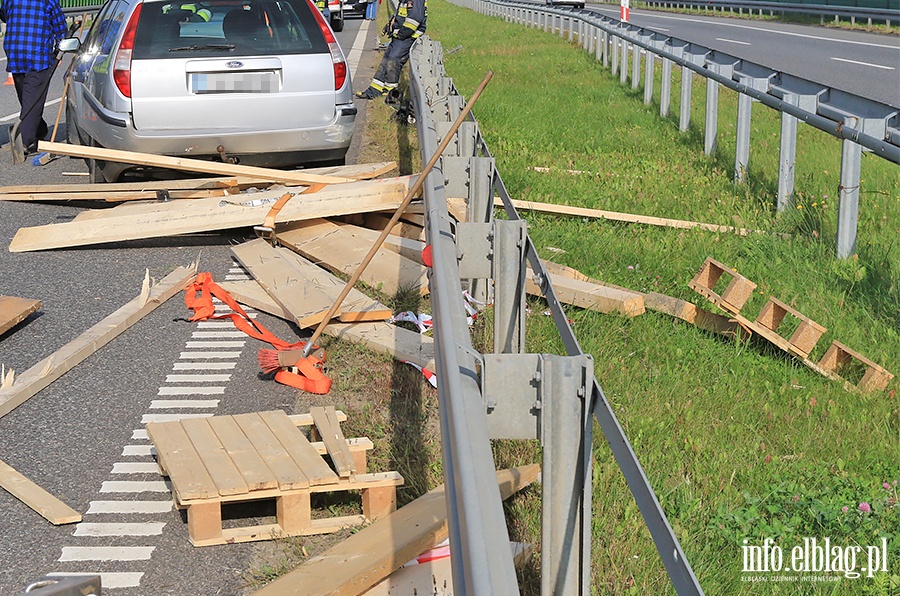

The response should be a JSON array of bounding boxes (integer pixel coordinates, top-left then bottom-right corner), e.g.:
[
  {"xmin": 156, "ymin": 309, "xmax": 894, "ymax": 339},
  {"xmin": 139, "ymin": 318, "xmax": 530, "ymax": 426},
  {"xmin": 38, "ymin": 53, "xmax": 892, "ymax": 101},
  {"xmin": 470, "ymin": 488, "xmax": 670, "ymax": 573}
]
[{"xmin": 63, "ymin": 0, "xmax": 356, "ymax": 181}]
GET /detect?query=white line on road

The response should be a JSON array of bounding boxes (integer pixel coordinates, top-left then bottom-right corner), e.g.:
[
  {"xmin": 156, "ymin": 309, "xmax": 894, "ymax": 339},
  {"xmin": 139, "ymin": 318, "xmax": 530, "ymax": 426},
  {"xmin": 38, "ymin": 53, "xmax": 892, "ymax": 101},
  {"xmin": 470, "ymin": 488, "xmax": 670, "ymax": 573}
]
[
  {"xmin": 173, "ymin": 361, "xmax": 236, "ymax": 370},
  {"xmin": 180, "ymin": 351, "xmax": 241, "ymax": 359},
  {"xmin": 347, "ymin": 18, "xmax": 373, "ymax": 86},
  {"xmin": 224, "ymin": 274, "xmax": 251, "ymax": 281},
  {"xmin": 165, "ymin": 373, "xmax": 232, "ymax": 382},
  {"xmin": 191, "ymin": 331, "xmax": 246, "ymax": 339},
  {"xmin": 74, "ymin": 522, "xmax": 166, "ymax": 537},
  {"xmin": 716, "ymin": 37, "xmax": 751, "ymax": 46},
  {"xmin": 131, "ymin": 429, "xmax": 148, "ymax": 440},
  {"xmin": 831, "ymin": 56, "xmax": 895, "ymax": 70},
  {"xmin": 1, "ymin": 97, "xmax": 61, "ymax": 122},
  {"xmin": 86, "ymin": 500, "xmax": 173, "ymax": 514},
  {"xmin": 111, "ymin": 462, "xmax": 159, "ymax": 474},
  {"xmin": 196, "ymin": 321, "xmax": 239, "ymax": 329},
  {"xmin": 141, "ymin": 413, "xmax": 213, "ymax": 424},
  {"xmin": 99, "ymin": 480, "xmax": 171, "ymax": 493},
  {"xmin": 121, "ymin": 445, "xmax": 155, "ymax": 457},
  {"xmin": 47, "ymin": 572, "xmax": 144, "ymax": 589},
  {"xmin": 59, "ymin": 546, "xmax": 155, "ymax": 561},
  {"xmin": 185, "ymin": 341, "xmax": 246, "ymax": 348},
  {"xmin": 150, "ymin": 399, "xmax": 220, "ymax": 409},
  {"xmin": 157, "ymin": 385, "xmax": 225, "ymax": 395},
  {"xmin": 646, "ymin": 26, "xmax": 669, "ymax": 32}
]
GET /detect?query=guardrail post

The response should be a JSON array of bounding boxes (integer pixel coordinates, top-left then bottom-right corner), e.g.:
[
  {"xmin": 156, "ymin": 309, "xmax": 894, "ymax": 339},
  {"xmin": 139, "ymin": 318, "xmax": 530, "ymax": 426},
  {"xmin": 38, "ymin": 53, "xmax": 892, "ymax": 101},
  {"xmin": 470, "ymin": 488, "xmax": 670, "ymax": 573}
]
[
  {"xmin": 494, "ymin": 220, "xmax": 527, "ymax": 353},
  {"xmin": 733, "ymin": 65, "xmax": 775, "ymax": 183},
  {"xmin": 468, "ymin": 157, "xmax": 496, "ymax": 306},
  {"xmin": 662, "ymin": 41, "xmax": 685, "ymax": 118},
  {"xmin": 679, "ymin": 46, "xmax": 707, "ymax": 132},
  {"xmin": 620, "ymin": 36, "xmax": 628, "ymax": 84},
  {"xmin": 770, "ymin": 76, "xmax": 825, "ymax": 211},
  {"xmin": 611, "ymin": 33, "xmax": 619, "ymax": 76},
  {"xmin": 704, "ymin": 53, "xmax": 738, "ymax": 157},
  {"xmin": 597, "ymin": 27, "xmax": 606, "ymax": 66},
  {"xmin": 569, "ymin": 15, "xmax": 575, "ymax": 42},
  {"xmin": 631, "ymin": 34, "xmax": 642, "ymax": 90},
  {"xmin": 836, "ymin": 130, "xmax": 862, "ymax": 258}
]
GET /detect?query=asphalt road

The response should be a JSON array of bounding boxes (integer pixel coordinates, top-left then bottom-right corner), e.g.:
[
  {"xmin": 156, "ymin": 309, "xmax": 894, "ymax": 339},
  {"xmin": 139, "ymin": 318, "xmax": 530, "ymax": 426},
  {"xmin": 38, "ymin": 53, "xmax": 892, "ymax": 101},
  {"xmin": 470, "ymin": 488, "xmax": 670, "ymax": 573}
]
[
  {"xmin": 583, "ymin": 4, "xmax": 900, "ymax": 107},
  {"xmin": 0, "ymin": 12, "xmax": 380, "ymax": 595}
]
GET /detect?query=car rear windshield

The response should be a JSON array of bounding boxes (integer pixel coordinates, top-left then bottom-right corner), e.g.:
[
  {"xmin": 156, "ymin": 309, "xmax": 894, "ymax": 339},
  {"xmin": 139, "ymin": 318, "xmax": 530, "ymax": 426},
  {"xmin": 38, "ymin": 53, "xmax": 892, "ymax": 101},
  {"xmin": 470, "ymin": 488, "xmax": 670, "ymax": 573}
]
[{"xmin": 133, "ymin": 0, "xmax": 328, "ymax": 59}]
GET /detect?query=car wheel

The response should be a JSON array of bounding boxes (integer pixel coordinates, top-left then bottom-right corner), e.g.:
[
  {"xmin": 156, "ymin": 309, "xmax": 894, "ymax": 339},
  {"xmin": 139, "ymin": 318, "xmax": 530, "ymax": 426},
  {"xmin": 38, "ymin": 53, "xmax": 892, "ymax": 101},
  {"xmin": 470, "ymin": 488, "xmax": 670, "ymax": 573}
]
[
  {"xmin": 65, "ymin": 103, "xmax": 81, "ymax": 146},
  {"xmin": 331, "ymin": 7, "xmax": 344, "ymax": 31},
  {"xmin": 87, "ymin": 138, "xmax": 109, "ymax": 183}
]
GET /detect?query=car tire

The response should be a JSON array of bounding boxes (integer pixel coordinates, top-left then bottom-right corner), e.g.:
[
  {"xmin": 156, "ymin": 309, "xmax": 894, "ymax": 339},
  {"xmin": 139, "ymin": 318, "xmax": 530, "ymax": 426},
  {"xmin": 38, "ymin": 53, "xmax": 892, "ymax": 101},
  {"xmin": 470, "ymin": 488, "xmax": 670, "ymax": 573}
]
[
  {"xmin": 331, "ymin": 7, "xmax": 344, "ymax": 31},
  {"xmin": 87, "ymin": 138, "xmax": 109, "ymax": 183},
  {"xmin": 65, "ymin": 103, "xmax": 81, "ymax": 146}
]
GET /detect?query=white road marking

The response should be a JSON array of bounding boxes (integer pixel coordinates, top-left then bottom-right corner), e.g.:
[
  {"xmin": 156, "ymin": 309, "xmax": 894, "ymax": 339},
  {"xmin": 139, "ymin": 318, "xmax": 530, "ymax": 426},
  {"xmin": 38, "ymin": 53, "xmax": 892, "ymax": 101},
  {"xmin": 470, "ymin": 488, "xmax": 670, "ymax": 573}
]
[
  {"xmin": 716, "ymin": 37, "xmax": 751, "ymax": 46},
  {"xmin": 73, "ymin": 522, "xmax": 166, "ymax": 536},
  {"xmin": 157, "ymin": 385, "xmax": 225, "ymax": 395},
  {"xmin": 59, "ymin": 546, "xmax": 155, "ymax": 561},
  {"xmin": 173, "ymin": 361, "xmax": 236, "ymax": 370},
  {"xmin": 141, "ymin": 413, "xmax": 213, "ymax": 423},
  {"xmin": 224, "ymin": 274, "xmax": 251, "ymax": 280},
  {"xmin": 347, "ymin": 18, "xmax": 373, "ymax": 85},
  {"xmin": 150, "ymin": 399, "xmax": 221, "ymax": 408},
  {"xmin": 100, "ymin": 480, "xmax": 171, "ymax": 493},
  {"xmin": 196, "ymin": 321, "xmax": 238, "ymax": 328},
  {"xmin": 190, "ymin": 331, "xmax": 246, "ymax": 338},
  {"xmin": 47, "ymin": 572, "xmax": 144, "ymax": 589},
  {"xmin": 121, "ymin": 445, "xmax": 155, "ymax": 457},
  {"xmin": 831, "ymin": 56, "xmax": 895, "ymax": 70},
  {"xmin": 1, "ymin": 97, "xmax": 61, "ymax": 122},
  {"xmin": 111, "ymin": 462, "xmax": 159, "ymax": 474},
  {"xmin": 180, "ymin": 351, "xmax": 242, "ymax": 359},
  {"xmin": 646, "ymin": 26, "xmax": 669, "ymax": 32},
  {"xmin": 86, "ymin": 500, "xmax": 172, "ymax": 514},
  {"xmin": 185, "ymin": 341, "xmax": 246, "ymax": 348},
  {"xmin": 131, "ymin": 429, "xmax": 148, "ymax": 440},
  {"xmin": 165, "ymin": 373, "xmax": 232, "ymax": 382}
]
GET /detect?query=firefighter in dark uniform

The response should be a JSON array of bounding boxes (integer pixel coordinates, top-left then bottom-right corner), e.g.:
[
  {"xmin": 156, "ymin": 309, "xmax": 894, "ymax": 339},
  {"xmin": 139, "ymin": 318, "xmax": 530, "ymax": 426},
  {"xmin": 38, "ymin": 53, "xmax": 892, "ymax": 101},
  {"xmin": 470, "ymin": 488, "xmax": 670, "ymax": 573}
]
[{"xmin": 355, "ymin": 0, "xmax": 426, "ymax": 99}]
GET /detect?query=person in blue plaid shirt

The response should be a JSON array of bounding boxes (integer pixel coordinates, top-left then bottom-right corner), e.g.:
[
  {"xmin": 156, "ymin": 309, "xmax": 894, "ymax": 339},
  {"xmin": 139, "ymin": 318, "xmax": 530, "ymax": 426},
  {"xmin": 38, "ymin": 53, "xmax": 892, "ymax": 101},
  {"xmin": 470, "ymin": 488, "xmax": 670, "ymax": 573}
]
[{"xmin": 1, "ymin": 0, "xmax": 68, "ymax": 154}]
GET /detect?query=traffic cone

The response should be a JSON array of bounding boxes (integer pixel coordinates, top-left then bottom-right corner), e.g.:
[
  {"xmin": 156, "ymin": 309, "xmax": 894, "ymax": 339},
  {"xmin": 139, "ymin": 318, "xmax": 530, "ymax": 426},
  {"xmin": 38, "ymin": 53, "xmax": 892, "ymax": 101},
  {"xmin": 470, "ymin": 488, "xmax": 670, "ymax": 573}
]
[{"xmin": 3, "ymin": 73, "xmax": 13, "ymax": 86}]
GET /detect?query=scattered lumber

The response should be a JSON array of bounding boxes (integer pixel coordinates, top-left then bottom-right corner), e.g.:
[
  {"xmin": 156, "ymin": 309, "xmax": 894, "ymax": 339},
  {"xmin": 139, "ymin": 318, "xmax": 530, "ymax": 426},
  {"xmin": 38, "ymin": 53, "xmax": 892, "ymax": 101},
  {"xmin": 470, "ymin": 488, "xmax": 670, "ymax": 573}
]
[
  {"xmin": 252, "ymin": 464, "xmax": 540, "ymax": 596},
  {"xmin": 9, "ymin": 177, "xmax": 415, "ymax": 252},
  {"xmin": 218, "ymin": 280, "xmax": 436, "ymax": 371},
  {"xmin": 496, "ymin": 197, "xmax": 758, "ymax": 236},
  {"xmin": 231, "ymin": 239, "xmax": 391, "ymax": 328},
  {"xmin": 0, "ymin": 177, "xmax": 240, "ymax": 198},
  {"xmin": 526, "ymin": 270, "xmax": 645, "ymax": 317},
  {"xmin": 0, "ymin": 296, "xmax": 41, "ymax": 336},
  {"xmin": 310, "ymin": 406, "xmax": 356, "ymax": 478},
  {"xmin": 0, "ymin": 457, "xmax": 81, "ymax": 525},
  {"xmin": 330, "ymin": 219, "xmax": 426, "ymax": 263},
  {"xmin": 0, "ymin": 188, "xmax": 232, "ymax": 202},
  {"xmin": 0, "ymin": 265, "xmax": 197, "ymax": 419},
  {"xmin": 643, "ymin": 292, "xmax": 746, "ymax": 338},
  {"xmin": 38, "ymin": 141, "xmax": 355, "ymax": 186},
  {"xmin": 276, "ymin": 219, "xmax": 430, "ymax": 297},
  {"xmin": 362, "ymin": 212, "xmax": 427, "ymax": 242}
]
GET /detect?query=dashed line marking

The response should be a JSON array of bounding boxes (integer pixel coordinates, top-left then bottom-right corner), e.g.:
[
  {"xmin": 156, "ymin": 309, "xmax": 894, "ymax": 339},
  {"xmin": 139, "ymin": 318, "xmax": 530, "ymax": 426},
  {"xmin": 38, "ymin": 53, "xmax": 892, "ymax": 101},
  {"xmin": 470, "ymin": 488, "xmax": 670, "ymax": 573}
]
[
  {"xmin": 715, "ymin": 37, "xmax": 751, "ymax": 46},
  {"xmin": 164, "ymin": 373, "xmax": 232, "ymax": 382},
  {"xmin": 157, "ymin": 386, "xmax": 225, "ymax": 395},
  {"xmin": 86, "ymin": 501, "xmax": 173, "ymax": 514},
  {"xmin": 185, "ymin": 341, "xmax": 246, "ymax": 348},
  {"xmin": 180, "ymin": 351, "xmax": 242, "ymax": 359},
  {"xmin": 131, "ymin": 429, "xmax": 148, "ymax": 440},
  {"xmin": 59, "ymin": 546, "xmax": 156, "ymax": 561},
  {"xmin": 173, "ymin": 361, "xmax": 236, "ymax": 370},
  {"xmin": 149, "ymin": 399, "xmax": 221, "ymax": 409},
  {"xmin": 73, "ymin": 522, "xmax": 167, "ymax": 537},
  {"xmin": 99, "ymin": 480, "xmax": 171, "ymax": 493},
  {"xmin": 121, "ymin": 445, "xmax": 155, "ymax": 457},
  {"xmin": 191, "ymin": 331, "xmax": 247, "ymax": 338},
  {"xmin": 111, "ymin": 462, "xmax": 159, "ymax": 474},
  {"xmin": 831, "ymin": 56, "xmax": 895, "ymax": 70},
  {"xmin": 141, "ymin": 413, "xmax": 213, "ymax": 424},
  {"xmin": 47, "ymin": 572, "xmax": 144, "ymax": 589}
]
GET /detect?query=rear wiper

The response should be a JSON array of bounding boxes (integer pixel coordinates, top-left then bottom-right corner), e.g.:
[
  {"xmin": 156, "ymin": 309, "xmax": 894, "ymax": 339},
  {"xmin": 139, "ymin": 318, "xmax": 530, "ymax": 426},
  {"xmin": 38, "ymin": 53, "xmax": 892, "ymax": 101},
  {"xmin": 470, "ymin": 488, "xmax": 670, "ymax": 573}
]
[{"xmin": 169, "ymin": 43, "xmax": 235, "ymax": 52}]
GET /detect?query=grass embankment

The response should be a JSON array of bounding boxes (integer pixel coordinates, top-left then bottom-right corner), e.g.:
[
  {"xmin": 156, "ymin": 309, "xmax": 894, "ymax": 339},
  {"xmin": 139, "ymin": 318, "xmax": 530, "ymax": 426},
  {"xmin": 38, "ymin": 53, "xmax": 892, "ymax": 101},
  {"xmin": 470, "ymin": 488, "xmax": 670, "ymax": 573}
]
[{"xmin": 427, "ymin": 0, "xmax": 899, "ymax": 593}]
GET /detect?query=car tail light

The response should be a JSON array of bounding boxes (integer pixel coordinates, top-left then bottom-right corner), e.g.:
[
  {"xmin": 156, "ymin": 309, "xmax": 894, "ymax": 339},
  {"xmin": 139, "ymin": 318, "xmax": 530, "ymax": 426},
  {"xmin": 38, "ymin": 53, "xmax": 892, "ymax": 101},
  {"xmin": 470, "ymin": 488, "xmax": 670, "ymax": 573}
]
[
  {"xmin": 307, "ymin": 0, "xmax": 347, "ymax": 91},
  {"xmin": 113, "ymin": 4, "xmax": 142, "ymax": 98}
]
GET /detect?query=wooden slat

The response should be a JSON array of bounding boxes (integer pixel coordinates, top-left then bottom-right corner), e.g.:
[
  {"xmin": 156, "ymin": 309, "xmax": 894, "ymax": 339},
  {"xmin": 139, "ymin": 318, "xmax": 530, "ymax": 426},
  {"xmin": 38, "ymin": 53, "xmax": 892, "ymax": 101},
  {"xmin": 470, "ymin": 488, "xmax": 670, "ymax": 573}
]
[
  {"xmin": 253, "ymin": 465, "xmax": 540, "ymax": 596},
  {"xmin": 232, "ymin": 413, "xmax": 311, "ymax": 491},
  {"xmin": 0, "ymin": 177, "xmax": 240, "ymax": 194},
  {"xmin": 219, "ymin": 280, "xmax": 436, "ymax": 370},
  {"xmin": 289, "ymin": 410, "xmax": 347, "ymax": 427},
  {"xmin": 0, "ymin": 266, "xmax": 196, "ymax": 419},
  {"xmin": 257, "ymin": 410, "xmax": 339, "ymax": 486},
  {"xmin": 9, "ymin": 177, "xmax": 415, "ymax": 253},
  {"xmin": 207, "ymin": 415, "xmax": 279, "ymax": 491},
  {"xmin": 146, "ymin": 422, "xmax": 219, "ymax": 501},
  {"xmin": 0, "ymin": 296, "xmax": 41, "ymax": 336},
  {"xmin": 525, "ymin": 272, "xmax": 645, "ymax": 317},
  {"xmin": 362, "ymin": 213, "xmax": 427, "ymax": 242},
  {"xmin": 0, "ymin": 188, "xmax": 229, "ymax": 202},
  {"xmin": 277, "ymin": 219, "xmax": 429, "ymax": 297},
  {"xmin": 180, "ymin": 418, "xmax": 250, "ymax": 496},
  {"xmin": 310, "ymin": 406, "xmax": 355, "ymax": 478},
  {"xmin": 38, "ymin": 141, "xmax": 354, "ymax": 185},
  {"xmin": 0, "ymin": 457, "xmax": 81, "ymax": 525},
  {"xmin": 330, "ymin": 220, "xmax": 426, "ymax": 263}
]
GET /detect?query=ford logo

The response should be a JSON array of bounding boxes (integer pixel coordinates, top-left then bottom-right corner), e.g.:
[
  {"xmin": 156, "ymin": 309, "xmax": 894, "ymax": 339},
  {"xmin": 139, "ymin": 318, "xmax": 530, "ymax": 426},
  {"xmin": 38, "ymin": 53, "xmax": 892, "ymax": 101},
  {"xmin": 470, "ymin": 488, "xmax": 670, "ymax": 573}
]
[{"xmin": 226, "ymin": 61, "xmax": 244, "ymax": 69}]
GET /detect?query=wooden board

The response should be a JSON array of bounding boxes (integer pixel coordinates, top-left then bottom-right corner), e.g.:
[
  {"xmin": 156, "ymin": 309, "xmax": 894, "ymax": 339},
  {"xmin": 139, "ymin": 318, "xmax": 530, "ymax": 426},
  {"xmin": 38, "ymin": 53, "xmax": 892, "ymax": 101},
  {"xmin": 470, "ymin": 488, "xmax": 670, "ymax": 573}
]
[
  {"xmin": 252, "ymin": 464, "xmax": 540, "ymax": 596},
  {"xmin": 232, "ymin": 413, "xmax": 312, "ymax": 491},
  {"xmin": 0, "ymin": 457, "xmax": 82, "ymax": 525},
  {"xmin": 0, "ymin": 188, "xmax": 230, "ymax": 202},
  {"xmin": 146, "ymin": 420, "xmax": 220, "ymax": 502},
  {"xmin": 218, "ymin": 280, "xmax": 436, "ymax": 370},
  {"xmin": 38, "ymin": 141, "xmax": 354, "ymax": 185},
  {"xmin": 10, "ymin": 177, "xmax": 415, "ymax": 252},
  {"xmin": 363, "ymin": 212, "xmax": 427, "ymax": 242},
  {"xmin": 330, "ymin": 220, "xmax": 426, "ymax": 263},
  {"xmin": 206, "ymin": 415, "xmax": 279, "ymax": 491},
  {"xmin": 180, "ymin": 417, "xmax": 250, "ymax": 497},
  {"xmin": 231, "ymin": 239, "xmax": 391, "ymax": 328},
  {"xmin": 643, "ymin": 292, "xmax": 745, "ymax": 338},
  {"xmin": 257, "ymin": 411, "xmax": 339, "ymax": 486},
  {"xmin": 525, "ymin": 271, "xmax": 645, "ymax": 317},
  {"xmin": 0, "ymin": 266, "xmax": 196, "ymax": 419},
  {"xmin": 0, "ymin": 177, "xmax": 240, "ymax": 195},
  {"xmin": 310, "ymin": 406, "xmax": 355, "ymax": 478},
  {"xmin": 276, "ymin": 219, "xmax": 429, "ymax": 297},
  {"xmin": 0, "ymin": 296, "xmax": 41, "ymax": 336}
]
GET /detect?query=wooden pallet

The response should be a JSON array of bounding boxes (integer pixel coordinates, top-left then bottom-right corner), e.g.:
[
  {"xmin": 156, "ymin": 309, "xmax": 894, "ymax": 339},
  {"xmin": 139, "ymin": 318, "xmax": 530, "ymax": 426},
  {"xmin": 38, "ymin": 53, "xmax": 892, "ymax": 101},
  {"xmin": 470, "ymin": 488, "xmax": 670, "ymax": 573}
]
[
  {"xmin": 147, "ymin": 409, "xmax": 403, "ymax": 546},
  {"xmin": 815, "ymin": 340, "xmax": 895, "ymax": 393},
  {"xmin": 688, "ymin": 256, "xmax": 757, "ymax": 315}
]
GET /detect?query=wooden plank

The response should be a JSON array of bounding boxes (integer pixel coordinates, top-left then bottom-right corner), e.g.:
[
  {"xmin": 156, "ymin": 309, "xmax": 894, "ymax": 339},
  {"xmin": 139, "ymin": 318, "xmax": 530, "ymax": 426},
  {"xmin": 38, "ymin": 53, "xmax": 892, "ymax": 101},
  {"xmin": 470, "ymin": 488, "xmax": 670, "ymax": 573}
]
[
  {"xmin": 38, "ymin": 141, "xmax": 354, "ymax": 185},
  {"xmin": 218, "ymin": 280, "xmax": 436, "ymax": 370},
  {"xmin": 10, "ymin": 178, "xmax": 415, "ymax": 253},
  {"xmin": 0, "ymin": 265, "xmax": 196, "ymax": 419},
  {"xmin": 643, "ymin": 292, "xmax": 745, "ymax": 338},
  {"xmin": 497, "ymin": 197, "xmax": 760, "ymax": 236},
  {"xmin": 276, "ymin": 219, "xmax": 429, "ymax": 297},
  {"xmin": 289, "ymin": 410, "xmax": 347, "ymax": 427},
  {"xmin": 0, "ymin": 188, "xmax": 229, "ymax": 202},
  {"xmin": 525, "ymin": 272, "xmax": 645, "ymax": 317},
  {"xmin": 257, "ymin": 410, "xmax": 339, "ymax": 486},
  {"xmin": 0, "ymin": 177, "xmax": 240, "ymax": 195},
  {"xmin": 207, "ymin": 415, "xmax": 279, "ymax": 492},
  {"xmin": 330, "ymin": 220, "xmax": 426, "ymax": 263},
  {"xmin": 232, "ymin": 413, "xmax": 311, "ymax": 491},
  {"xmin": 0, "ymin": 457, "xmax": 81, "ymax": 525},
  {"xmin": 309, "ymin": 406, "xmax": 355, "ymax": 478},
  {"xmin": 231, "ymin": 239, "xmax": 391, "ymax": 328},
  {"xmin": 146, "ymin": 422, "xmax": 219, "ymax": 502},
  {"xmin": 363, "ymin": 213, "xmax": 427, "ymax": 242},
  {"xmin": 252, "ymin": 465, "xmax": 541, "ymax": 596},
  {"xmin": 179, "ymin": 418, "xmax": 249, "ymax": 497},
  {"xmin": 0, "ymin": 296, "xmax": 41, "ymax": 336}
]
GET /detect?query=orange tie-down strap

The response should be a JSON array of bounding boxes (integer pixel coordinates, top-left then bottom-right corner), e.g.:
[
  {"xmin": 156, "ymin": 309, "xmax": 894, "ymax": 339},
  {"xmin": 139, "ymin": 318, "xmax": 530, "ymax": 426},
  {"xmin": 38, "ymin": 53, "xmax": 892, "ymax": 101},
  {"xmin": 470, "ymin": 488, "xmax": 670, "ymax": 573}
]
[{"xmin": 184, "ymin": 272, "xmax": 332, "ymax": 394}]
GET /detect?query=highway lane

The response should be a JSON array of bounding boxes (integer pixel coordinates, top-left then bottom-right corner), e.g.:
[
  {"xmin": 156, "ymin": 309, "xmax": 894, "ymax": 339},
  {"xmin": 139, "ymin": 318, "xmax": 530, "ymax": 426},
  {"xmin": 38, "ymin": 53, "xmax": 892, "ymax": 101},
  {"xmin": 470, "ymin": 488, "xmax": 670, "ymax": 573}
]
[
  {"xmin": 0, "ymin": 13, "xmax": 377, "ymax": 594},
  {"xmin": 585, "ymin": 4, "xmax": 900, "ymax": 107}
]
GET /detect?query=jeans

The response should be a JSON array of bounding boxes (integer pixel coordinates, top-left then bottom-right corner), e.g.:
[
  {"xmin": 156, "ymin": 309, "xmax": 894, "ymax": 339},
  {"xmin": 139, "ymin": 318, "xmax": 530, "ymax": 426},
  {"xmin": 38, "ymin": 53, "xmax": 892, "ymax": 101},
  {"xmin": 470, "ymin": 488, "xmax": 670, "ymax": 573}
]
[{"xmin": 365, "ymin": 1, "xmax": 377, "ymax": 19}]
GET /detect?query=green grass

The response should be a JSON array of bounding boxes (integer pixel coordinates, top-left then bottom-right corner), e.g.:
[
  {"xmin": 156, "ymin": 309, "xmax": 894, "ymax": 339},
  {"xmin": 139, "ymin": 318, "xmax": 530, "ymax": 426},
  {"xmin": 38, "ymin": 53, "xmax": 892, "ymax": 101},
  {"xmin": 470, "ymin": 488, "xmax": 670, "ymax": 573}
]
[{"xmin": 427, "ymin": 1, "xmax": 899, "ymax": 593}]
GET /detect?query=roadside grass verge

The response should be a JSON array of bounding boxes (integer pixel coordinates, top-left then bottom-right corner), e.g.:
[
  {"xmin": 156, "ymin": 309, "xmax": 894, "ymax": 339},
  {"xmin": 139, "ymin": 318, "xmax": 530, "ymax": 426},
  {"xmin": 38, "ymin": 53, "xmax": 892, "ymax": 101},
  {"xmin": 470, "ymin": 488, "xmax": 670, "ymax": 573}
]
[{"xmin": 427, "ymin": 1, "xmax": 899, "ymax": 594}]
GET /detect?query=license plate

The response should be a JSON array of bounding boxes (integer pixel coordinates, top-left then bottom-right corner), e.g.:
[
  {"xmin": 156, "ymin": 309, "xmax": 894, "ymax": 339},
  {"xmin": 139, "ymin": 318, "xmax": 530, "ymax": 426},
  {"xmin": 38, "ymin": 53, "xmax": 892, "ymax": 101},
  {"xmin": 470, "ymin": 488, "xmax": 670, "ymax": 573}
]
[{"xmin": 191, "ymin": 71, "xmax": 279, "ymax": 94}]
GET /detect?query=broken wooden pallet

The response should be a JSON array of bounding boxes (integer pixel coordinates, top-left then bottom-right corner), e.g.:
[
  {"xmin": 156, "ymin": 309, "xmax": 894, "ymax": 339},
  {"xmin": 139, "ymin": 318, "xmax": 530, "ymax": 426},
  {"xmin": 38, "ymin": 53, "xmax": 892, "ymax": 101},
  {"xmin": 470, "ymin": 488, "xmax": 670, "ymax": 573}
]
[
  {"xmin": 147, "ymin": 409, "xmax": 403, "ymax": 546},
  {"xmin": 231, "ymin": 239, "xmax": 392, "ymax": 328},
  {"xmin": 0, "ymin": 296, "xmax": 41, "ymax": 336}
]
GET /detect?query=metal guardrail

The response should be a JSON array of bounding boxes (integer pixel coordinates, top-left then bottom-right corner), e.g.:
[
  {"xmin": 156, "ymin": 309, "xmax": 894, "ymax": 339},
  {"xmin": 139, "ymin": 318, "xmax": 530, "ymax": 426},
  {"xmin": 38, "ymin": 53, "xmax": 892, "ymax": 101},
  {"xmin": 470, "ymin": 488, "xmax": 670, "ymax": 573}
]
[
  {"xmin": 637, "ymin": 0, "xmax": 899, "ymax": 23},
  {"xmin": 464, "ymin": 0, "xmax": 899, "ymax": 259},
  {"xmin": 409, "ymin": 36, "xmax": 705, "ymax": 595}
]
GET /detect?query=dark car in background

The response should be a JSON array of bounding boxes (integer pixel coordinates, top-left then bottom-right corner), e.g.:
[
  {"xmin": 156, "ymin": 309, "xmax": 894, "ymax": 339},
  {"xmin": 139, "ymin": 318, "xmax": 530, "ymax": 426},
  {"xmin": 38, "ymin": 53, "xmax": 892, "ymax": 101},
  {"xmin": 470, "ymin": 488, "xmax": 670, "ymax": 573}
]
[{"xmin": 63, "ymin": 0, "xmax": 355, "ymax": 181}]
